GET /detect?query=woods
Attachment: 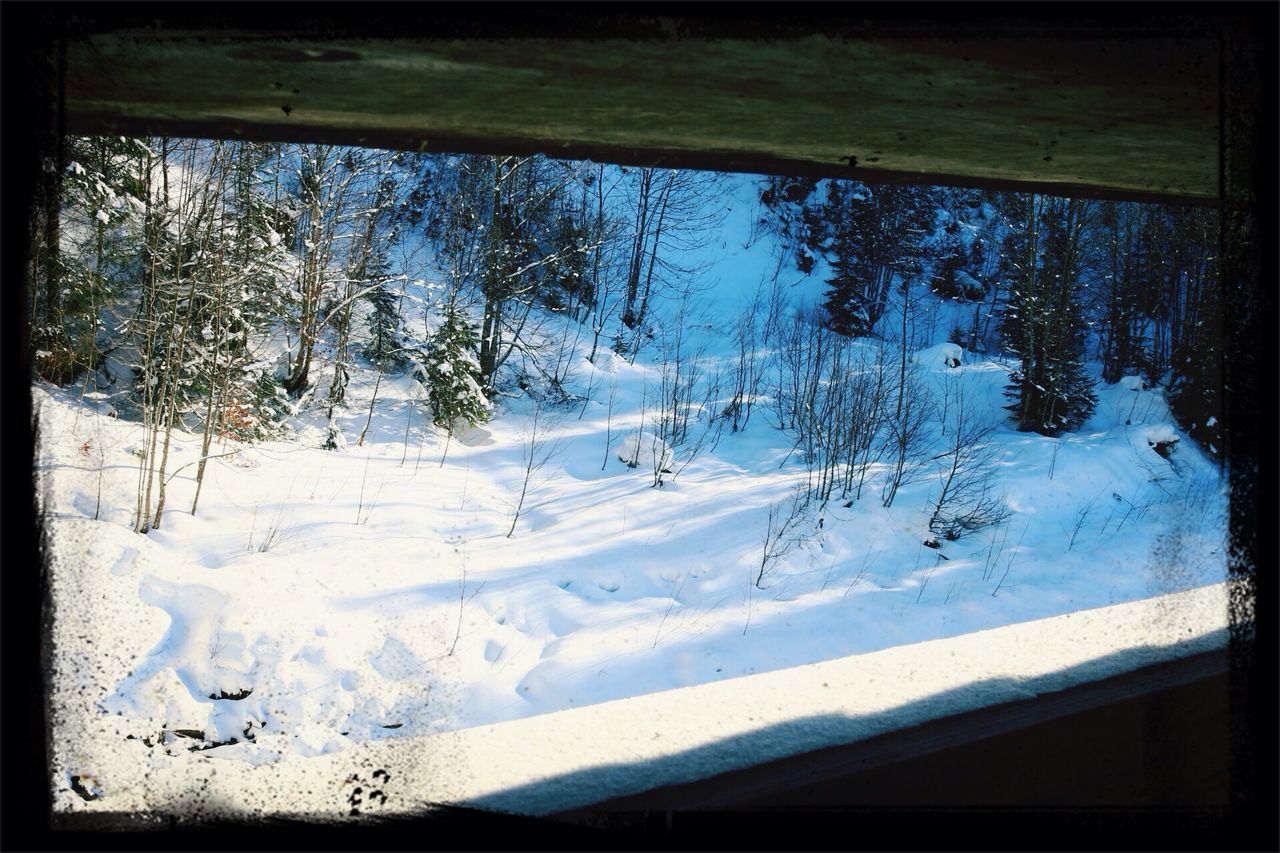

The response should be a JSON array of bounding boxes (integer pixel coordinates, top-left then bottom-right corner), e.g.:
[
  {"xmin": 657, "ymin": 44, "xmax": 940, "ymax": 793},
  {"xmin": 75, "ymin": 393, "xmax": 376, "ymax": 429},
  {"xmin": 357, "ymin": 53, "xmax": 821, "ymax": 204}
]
[
  {"xmin": 28, "ymin": 136, "xmax": 1225, "ymax": 541},
  {"xmin": 28, "ymin": 136, "xmax": 1233, "ymax": 781}
]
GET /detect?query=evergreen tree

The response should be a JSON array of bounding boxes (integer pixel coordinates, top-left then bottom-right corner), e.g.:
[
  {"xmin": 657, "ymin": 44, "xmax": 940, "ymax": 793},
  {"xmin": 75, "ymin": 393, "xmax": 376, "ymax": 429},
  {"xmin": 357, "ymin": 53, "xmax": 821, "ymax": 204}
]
[
  {"xmin": 1165, "ymin": 207, "xmax": 1224, "ymax": 456},
  {"xmin": 817, "ymin": 181, "xmax": 933, "ymax": 337},
  {"xmin": 362, "ymin": 269, "xmax": 408, "ymax": 370},
  {"xmin": 213, "ymin": 141, "xmax": 296, "ymax": 442},
  {"xmin": 33, "ymin": 135, "xmax": 149, "ymax": 384},
  {"xmin": 755, "ymin": 175, "xmax": 819, "ymax": 273},
  {"xmin": 926, "ymin": 190, "xmax": 988, "ymax": 303},
  {"xmin": 997, "ymin": 194, "xmax": 1098, "ymax": 435},
  {"xmin": 424, "ymin": 303, "xmax": 490, "ymax": 435},
  {"xmin": 1097, "ymin": 202, "xmax": 1149, "ymax": 384}
]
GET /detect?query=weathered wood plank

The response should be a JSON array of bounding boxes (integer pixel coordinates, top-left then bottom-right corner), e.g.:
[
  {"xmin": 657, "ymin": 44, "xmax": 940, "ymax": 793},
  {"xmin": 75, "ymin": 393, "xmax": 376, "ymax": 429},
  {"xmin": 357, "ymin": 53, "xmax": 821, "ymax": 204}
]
[
  {"xmin": 57, "ymin": 15, "xmax": 1219, "ymax": 200},
  {"xmin": 557, "ymin": 647, "xmax": 1231, "ymax": 812}
]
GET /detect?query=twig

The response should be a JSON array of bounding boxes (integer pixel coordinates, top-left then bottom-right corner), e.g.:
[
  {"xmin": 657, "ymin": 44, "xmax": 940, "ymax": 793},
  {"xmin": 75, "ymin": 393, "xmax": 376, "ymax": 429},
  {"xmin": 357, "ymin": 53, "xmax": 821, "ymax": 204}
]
[
  {"xmin": 652, "ymin": 573, "xmax": 688, "ymax": 648},
  {"xmin": 992, "ymin": 523, "xmax": 1029, "ymax": 596},
  {"xmin": 1066, "ymin": 489, "xmax": 1104, "ymax": 550},
  {"xmin": 447, "ymin": 546, "xmax": 482, "ymax": 657},
  {"xmin": 163, "ymin": 448, "xmax": 242, "ymax": 484},
  {"xmin": 843, "ymin": 549, "xmax": 880, "ymax": 598},
  {"xmin": 819, "ymin": 555, "xmax": 839, "ymax": 593},
  {"xmin": 356, "ymin": 456, "xmax": 371, "ymax": 524}
]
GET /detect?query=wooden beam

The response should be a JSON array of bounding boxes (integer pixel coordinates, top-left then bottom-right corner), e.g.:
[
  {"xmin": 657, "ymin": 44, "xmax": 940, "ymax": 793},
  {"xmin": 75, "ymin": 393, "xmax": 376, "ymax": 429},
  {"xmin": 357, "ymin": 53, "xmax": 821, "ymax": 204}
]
[
  {"xmin": 54, "ymin": 12, "xmax": 1220, "ymax": 201},
  {"xmin": 556, "ymin": 648, "xmax": 1231, "ymax": 812}
]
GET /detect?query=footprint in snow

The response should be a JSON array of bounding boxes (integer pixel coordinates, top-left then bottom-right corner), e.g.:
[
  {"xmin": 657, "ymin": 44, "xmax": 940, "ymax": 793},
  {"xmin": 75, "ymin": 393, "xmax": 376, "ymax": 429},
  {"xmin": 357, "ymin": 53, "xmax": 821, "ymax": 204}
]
[
  {"xmin": 110, "ymin": 547, "xmax": 139, "ymax": 576},
  {"xmin": 483, "ymin": 640, "xmax": 504, "ymax": 663},
  {"xmin": 369, "ymin": 636, "xmax": 421, "ymax": 682},
  {"xmin": 546, "ymin": 610, "xmax": 581, "ymax": 638}
]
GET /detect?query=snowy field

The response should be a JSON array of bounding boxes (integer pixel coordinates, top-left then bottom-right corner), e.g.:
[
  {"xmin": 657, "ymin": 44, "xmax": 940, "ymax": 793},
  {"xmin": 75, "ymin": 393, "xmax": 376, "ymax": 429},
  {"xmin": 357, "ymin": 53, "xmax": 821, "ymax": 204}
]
[{"xmin": 38, "ymin": 176, "xmax": 1229, "ymax": 814}]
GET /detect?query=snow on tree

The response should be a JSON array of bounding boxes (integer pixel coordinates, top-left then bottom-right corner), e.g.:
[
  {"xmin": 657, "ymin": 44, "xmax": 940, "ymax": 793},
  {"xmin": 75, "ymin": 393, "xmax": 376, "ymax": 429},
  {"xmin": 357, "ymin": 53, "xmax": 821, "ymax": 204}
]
[
  {"xmin": 33, "ymin": 135, "xmax": 149, "ymax": 384},
  {"xmin": 423, "ymin": 302, "xmax": 490, "ymax": 437},
  {"xmin": 816, "ymin": 181, "xmax": 934, "ymax": 338}
]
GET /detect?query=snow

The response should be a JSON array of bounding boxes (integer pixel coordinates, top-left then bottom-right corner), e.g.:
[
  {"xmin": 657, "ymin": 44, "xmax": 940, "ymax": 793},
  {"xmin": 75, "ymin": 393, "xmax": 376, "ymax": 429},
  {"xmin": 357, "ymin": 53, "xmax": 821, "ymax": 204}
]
[
  {"xmin": 37, "ymin": 172, "xmax": 1229, "ymax": 818},
  {"xmin": 1144, "ymin": 424, "xmax": 1180, "ymax": 446},
  {"xmin": 614, "ymin": 429, "xmax": 673, "ymax": 471},
  {"xmin": 47, "ymin": 528, "xmax": 1228, "ymax": 819},
  {"xmin": 955, "ymin": 269, "xmax": 983, "ymax": 291},
  {"xmin": 913, "ymin": 342, "xmax": 964, "ymax": 369}
]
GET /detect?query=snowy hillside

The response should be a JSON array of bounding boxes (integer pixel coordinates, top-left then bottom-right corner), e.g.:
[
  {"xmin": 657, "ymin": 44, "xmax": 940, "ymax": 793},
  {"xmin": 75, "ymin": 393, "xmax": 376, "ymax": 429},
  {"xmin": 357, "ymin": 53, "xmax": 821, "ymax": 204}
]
[{"xmin": 36, "ymin": 163, "xmax": 1228, "ymax": 812}]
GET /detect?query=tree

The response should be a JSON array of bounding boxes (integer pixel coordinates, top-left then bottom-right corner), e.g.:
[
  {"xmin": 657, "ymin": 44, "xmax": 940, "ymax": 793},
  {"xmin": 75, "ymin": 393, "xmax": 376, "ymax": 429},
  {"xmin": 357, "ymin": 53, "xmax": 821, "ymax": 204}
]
[
  {"xmin": 413, "ymin": 153, "xmax": 596, "ymax": 393},
  {"xmin": 615, "ymin": 166, "xmax": 726, "ymax": 356},
  {"xmin": 1096, "ymin": 201, "xmax": 1158, "ymax": 384},
  {"xmin": 34, "ymin": 135, "xmax": 150, "ymax": 385},
  {"xmin": 926, "ymin": 190, "xmax": 989, "ymax": 303},
  {"xmin": 880, "ymin": 362, "xmax": 932, "ymax": 509},
  {"xmin": 423, "ymin": 301, "xmax": 490, "ymax": 459},
  {"xmin": 997, "ymin": 194, "xmax": 1098, "ymax": 436},
  {"xmin": 323, "ymin": 152, "xmax": 403, "ymax": 450},
  {"xmin": 507, "ymin": 397, "xmax": 562, "ymax": 537},
  {"xmin": 1164, "ymin": 207, "xmax": 1223, "ymax": 455},
  {"xmin": 753, "ymin": 175, "xmax": 820, "ymax": 273},
  {"xmin": 579, "ymin": 164, "xmax": 630, "ymax": 365},
  {"xmin": 1088, "ymin": 201, "xmax": 1221, "ymax": 455},
  {"xmin": 281, "ymin": 144, "xmax": 363, "ymax": 398},
  {"xmin": 131, "ymin": 138, "xmax": 237, "ymax": 531},
  {"xmin": 817, "ymin": 181, "xmax": 934, "ymax": 338},
  {"xmin": 927, "ymin": 376, "xmax": 1012, "ymax": 540}
]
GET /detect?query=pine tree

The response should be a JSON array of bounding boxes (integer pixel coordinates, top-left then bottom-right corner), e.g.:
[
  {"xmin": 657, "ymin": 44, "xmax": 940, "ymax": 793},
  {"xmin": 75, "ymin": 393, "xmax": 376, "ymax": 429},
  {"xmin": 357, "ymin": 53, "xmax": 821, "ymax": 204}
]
[
  {"xmin": 818, "ymin": 181, "xmax": 934, "ymax": 338},
  {"xmin": 997, "ymin": 194, "xmax": 1097, "ymax": 435},
  {"xmin": 927, "ymin": 190, "xmax": 989, "ymax": 303},
  {"xmin": 362, "ymin": 270, "xmax": 408, "ymax": 370},
  {"xmin": 1165, "ymin": 207, "xmax": 1224, "ymax": 456},
  {"xmin": 34, "ymin": 135, "xmax": 149, "ymax": 384},
  {"xmin": 424, "ymin": 303, "xmax": 490, "ymax": 436},
  {"xmin": 756, "ymin": 175, "xmax": 819, "ymax": 273}
]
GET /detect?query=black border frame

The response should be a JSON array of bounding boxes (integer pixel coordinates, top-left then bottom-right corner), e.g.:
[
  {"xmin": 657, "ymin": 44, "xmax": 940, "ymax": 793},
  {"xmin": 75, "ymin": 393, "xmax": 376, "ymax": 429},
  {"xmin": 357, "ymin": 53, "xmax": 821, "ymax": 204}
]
[{"xmin": 3, "ymin": 3, "xmax": 1274, "ymax": 850}]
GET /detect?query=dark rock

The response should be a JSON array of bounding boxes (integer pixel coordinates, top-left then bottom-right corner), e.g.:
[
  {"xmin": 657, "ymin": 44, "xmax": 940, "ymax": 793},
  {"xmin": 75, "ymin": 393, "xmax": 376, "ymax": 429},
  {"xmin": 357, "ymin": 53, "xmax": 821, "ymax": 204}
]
[{"xmin": 69, "ymin": 775, "xmax": 100, "ymax": 801}]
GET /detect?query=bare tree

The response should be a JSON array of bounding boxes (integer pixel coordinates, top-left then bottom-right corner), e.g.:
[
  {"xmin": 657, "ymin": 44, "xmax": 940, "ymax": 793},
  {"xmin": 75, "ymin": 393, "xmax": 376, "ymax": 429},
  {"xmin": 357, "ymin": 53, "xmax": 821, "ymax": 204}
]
[
  {"xmin": 841, "ymin": 340, "xmax": 892, "ymax": 502},
  {"xmin": 616, "ymin": 167, "xmax": 727, "ymax": 358},
  {"xmin": 535, "ymin": 311, "xmax": 586, "ymax": 403},
  {"xmin": 282, "ymin": 144, "xmax": 364, "ymax": 399},
  {"xmin": 926, "ymin": 374, "xmax": 1012, "ymax": 539},
  {"xmin": 724, "ymin": 277, "xmax": 772, "ymax": 433},
  {"xmin": 132, "ymin": 139, "xmax": 235, "ymax": 531},
  {"xmin": 324, "ymin": 151, "xmax": 402, "ymax": 450},
  {"xmin": 755, "ymin": 488, "xmax": 811, "ymax": 590},
  {"xmin": 580, "ymin": 164, "xmax": 630, "ymax": 365},
  {"xmin": 880, "ymin": 362, "xmax": 933, "ymax": 509},
  {"xmin": 507, "ymin": 397, "xmax": 563, "ymax": 538},
  {"xmin": 471, "ymin": 155, "xmax": 598, "ymax": 392},
  {"xmin": 766, "ymin": 306, "xmax": 892, "ymax": 509},
  {"xmin": 601, "ymin": 372, "xmax": 618, "ymax": 471}
]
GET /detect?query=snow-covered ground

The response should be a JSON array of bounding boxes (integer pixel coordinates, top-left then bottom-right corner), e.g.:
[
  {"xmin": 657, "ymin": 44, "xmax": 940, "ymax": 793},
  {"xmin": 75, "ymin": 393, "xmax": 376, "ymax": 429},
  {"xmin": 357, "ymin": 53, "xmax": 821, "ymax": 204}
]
[{"xmin": 38, "ymin": 176, "xmax": 1229, "ymax": 815}]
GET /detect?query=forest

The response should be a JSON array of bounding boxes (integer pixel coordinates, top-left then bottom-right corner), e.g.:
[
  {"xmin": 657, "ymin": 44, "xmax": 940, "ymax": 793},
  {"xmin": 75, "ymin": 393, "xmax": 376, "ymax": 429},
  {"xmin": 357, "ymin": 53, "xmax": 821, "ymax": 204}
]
[
  {"xmin": 32, "ymin": 137, "xmax": 1229, "ymax": 772},
  {"xmin": 29, "ymin": 137, "xmax": 1223, "ymax": 532}
]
